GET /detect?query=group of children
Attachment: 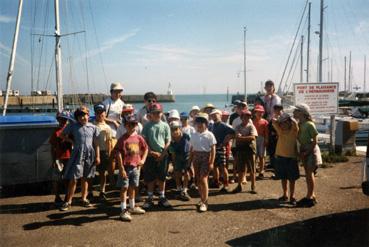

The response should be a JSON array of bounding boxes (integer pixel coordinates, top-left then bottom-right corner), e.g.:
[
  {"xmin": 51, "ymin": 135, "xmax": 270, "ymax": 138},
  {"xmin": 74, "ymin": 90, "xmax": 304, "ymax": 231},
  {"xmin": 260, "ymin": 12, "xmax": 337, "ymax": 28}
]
[{"xmin": 49, "ymin": 83, "xmax": 321, "ymax": 222}]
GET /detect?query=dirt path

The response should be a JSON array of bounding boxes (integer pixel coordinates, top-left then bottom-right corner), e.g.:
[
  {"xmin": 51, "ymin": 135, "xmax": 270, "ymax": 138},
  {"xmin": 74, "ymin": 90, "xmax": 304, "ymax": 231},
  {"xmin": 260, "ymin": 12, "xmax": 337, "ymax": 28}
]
[{"xmin": 1, "ymin": 156, "xmax": 368, "ymax": 247}]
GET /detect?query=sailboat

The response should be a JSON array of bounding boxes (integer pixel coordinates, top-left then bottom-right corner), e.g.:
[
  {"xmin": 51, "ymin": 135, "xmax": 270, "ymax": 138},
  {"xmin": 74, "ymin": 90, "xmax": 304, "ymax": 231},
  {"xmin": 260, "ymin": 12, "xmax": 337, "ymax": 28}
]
[{"xmin": 0, "ymin": 0, "xmax": 67, "ymax": 186}]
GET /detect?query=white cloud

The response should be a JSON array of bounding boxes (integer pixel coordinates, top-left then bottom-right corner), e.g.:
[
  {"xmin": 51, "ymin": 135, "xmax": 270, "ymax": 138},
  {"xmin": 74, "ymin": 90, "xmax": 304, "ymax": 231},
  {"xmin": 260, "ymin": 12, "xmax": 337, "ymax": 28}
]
[
  {"xmin": 0, "ymin": 41, "xmax": 29, "ymax": 65},
  {"xmin": 0, "ymin": 15, "xmax": 15, "ymax": 23}
]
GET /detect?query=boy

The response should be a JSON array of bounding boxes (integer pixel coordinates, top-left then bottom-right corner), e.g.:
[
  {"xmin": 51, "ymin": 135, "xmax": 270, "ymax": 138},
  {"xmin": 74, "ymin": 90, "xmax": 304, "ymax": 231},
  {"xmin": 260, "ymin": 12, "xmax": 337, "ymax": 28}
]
[
  {"xmin": 169, "ymin": 121, "xmax": 191, "ymax": 201},
  {"xmin": 115, "ymin": 114, "xmax": 148, "ymax": 221},
  {"xmin": 94, "ymin": 104, "xmax": 113, "ymax": 201},
  {"xmin": 180, "ymin": 112, "xmax": 195, "ymax": 137},
  {"xmin": 141, "ymin": 103, "xmax": 172, "ymax": 209},
  {"xmin": 209, "ymin": 109, "xmax": 235, "ymax": 192},
  {"xmin": 233, "ymin": 109, "xmax": 258, "ymax": 194},
  {"xmin": 252, "ymin": 105, "xmax": 269, "ymax": 178},
  {"xmin": 49, "ymin": 110, "xmax": 72, "ymax": 205}
]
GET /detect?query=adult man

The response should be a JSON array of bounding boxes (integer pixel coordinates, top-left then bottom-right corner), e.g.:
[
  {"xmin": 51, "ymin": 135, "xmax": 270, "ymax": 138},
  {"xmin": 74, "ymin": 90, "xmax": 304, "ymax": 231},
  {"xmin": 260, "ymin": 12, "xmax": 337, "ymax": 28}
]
[
  {"xmin": 263, "ymin": 80, "xmax": 281, "ymax": 121},
  {"xmin": 137, "ymin": 92, "xmax": 166, "ymax": 126}
]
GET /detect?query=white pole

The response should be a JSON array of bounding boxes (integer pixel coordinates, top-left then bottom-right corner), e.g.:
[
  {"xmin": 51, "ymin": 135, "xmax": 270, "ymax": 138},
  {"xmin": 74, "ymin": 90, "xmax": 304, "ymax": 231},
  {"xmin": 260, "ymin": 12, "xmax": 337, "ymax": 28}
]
[
  {"xmin": 318, "ymin": 0, "xmax": 324, "ymax": 83},
  {"xmin": 3, "ymin": 0, "xmax": 23, "ymax": 116},
  {"xmin": 54, "ymin": 0, "xmax": 63, "ymax": 112},
  {"xmin": 243, "ymin": 26, "xmax": 247, "ymax": 102},
  {"xmin": 306, "ymin": 2, "xmax": 311, "ymax": 82},
  {"xmin": 364, "ymin": 55, "xmax": 367, "ymax": 92},
  {"xmin": 300, "ymin": 35, "xmax": 304, "ymax": 83}
]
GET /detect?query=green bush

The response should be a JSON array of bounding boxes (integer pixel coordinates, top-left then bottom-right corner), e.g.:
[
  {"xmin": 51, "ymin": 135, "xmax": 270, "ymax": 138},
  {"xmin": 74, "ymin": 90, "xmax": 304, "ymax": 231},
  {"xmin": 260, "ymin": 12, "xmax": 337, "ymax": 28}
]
[{"xmin": 321, "ymin": 151, "xmax": 349, "ymax": 164}]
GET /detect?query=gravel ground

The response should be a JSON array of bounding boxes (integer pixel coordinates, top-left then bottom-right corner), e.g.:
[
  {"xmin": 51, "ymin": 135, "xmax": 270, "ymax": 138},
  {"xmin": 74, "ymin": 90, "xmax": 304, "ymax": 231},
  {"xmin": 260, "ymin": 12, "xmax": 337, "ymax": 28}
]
[{"xmin": 0, "ymin": 156, "xmax": 368, "ymax": 247}]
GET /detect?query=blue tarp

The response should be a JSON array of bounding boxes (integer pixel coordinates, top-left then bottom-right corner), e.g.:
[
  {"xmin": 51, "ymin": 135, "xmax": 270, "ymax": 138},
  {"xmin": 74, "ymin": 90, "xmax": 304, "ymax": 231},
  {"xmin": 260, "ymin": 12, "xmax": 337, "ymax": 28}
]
[{"xmin": 0, "ymin": 115, "xmax": 57, "ymax": 124}]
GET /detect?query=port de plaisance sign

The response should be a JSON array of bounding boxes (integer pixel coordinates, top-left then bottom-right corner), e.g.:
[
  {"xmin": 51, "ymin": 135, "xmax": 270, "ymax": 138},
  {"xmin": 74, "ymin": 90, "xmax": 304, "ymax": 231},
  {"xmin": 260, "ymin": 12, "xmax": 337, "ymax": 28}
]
[{"xmin": 293, "ymin": 83, "xmax": 339, "ymax": 115}]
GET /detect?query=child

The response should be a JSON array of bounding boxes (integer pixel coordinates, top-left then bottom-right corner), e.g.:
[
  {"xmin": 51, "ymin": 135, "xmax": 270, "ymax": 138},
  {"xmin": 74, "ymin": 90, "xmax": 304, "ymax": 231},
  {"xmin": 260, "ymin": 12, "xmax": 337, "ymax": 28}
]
[
  {"xmin": 190, "ymin": 113, "xmax": 216, "ymax": 212},
  {"xmin": 59, "ymin": 106, "xmax": 100, "ymax": 211},
  {"xmin": 49, "ymin": 110, "xmax": 72, "ymax": 205},
  {"xmin": 116, "ymin": 104, "xmax": 143, "ymax": 140},
  {"xmin": 189, "ymin": 106, "xmax": 200, "ymax": 127},
  {"xmin": 180, "ymin": 112, "xmax": 195, "ymax": 137},
  {"xmin": 252, "ymin": 105, "xmax": 269, "ymax": 178},
  {"xmin": 141, "ymin": 103, "xmax": 172, "ymax": 209},
  {"xmin": 272, "ymin": 113, "xmax": 299, "ymax": 205},
  {"xmin": 169, "ymin": 121, "xmax": 191, "ymax": 201},
  {"xmin": 293, "ymin": 103, "xmax": 321, "ymax": 207},
  {"xmin": 115, "ymin": 114, "xmax": 148, "ymax": 221},
  {"xmin": 209, "ymin": 109, "xmax": 235, "ymax": 192},
  {"xmin": 233, "ymin": 109, "xmax": 258, "ymax": 194},
  {"xmin": 267, "ymin": 104, "xmax": 284, "ymax": 172},
  {"xmin": 94, "ymin": 104, "xmax": 113, "ymax": 202}
]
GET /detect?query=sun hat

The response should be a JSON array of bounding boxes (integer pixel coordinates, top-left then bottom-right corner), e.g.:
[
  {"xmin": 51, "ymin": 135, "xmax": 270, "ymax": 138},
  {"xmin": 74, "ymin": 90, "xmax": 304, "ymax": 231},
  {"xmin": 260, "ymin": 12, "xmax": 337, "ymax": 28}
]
[
  {"xmin": 169, "ymin": 120, "xmax": 181, "ymax": 129},
  {"xmin": 278, "ymin": 112, "xmax": 291, "ymax": 123},
  {"xmin": 149, "ymin": 103, "xmax": 163, "ymax": 113},
  {"xmin": 240, "ymin": 109, "xmax": 252, "ymax": 116},
  {"xmin": 110, "ymin": 82, "xmax": 124, "ymax": 91},
  {"xmin": 209, "ymin": 109, "xmax": 222, "ymax": 116},
  {"xmin": 203, "ymin": 103, "xmax": 215, "ymax": 110},
  {"xmin": 195, "ymin": 112, "xmax": 209, "ymax": 121},
  {"xmin": 94, "ymin": 103, "xmax": 106, "ymax": 113},
  {"xmin": 293, "ymin": 103, "xmax": 311, "ymax": 116},
  {"xmin": 122, "ymin": 104, "xmax": 134, "ymax": 113},
  {"xmin": 168, "ymin": 109, "xmax": 180, "ymax": 120},
  {"xmin": 124, "ymin": 114, "xmax": 138, "ymax": 124},
  {"xmin": 253, "ymin": 105, "xmax": 265, "ymax": 113},
  {"xmin": 190, "ymin": 106, "xmax": 200, "ymax": 114},
  {"xmin": 222, "ymin": 110, "xmax": 230, "ymax": 116}
]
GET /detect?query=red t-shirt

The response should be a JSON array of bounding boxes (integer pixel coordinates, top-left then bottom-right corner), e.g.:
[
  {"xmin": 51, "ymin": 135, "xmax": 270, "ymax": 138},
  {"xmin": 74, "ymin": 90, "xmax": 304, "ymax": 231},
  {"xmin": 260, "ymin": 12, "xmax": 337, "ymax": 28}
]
[
  {"xmin": 115, "ymin": 133, "xmax": 148, "ymax": 166},
  {"xmin": 253, "ymin": 118, "xmax": 269, "ymax": 138},
  {"xmin": 49, "ymin": 125, "xmax": 72, "ymax": 160}
]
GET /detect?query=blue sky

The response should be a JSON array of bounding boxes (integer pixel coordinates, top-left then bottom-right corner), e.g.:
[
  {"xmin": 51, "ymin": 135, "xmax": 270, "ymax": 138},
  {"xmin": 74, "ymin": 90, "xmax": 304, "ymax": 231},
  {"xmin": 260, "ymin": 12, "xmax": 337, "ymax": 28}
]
[{"xmin": 1, "ymin": 0, "xmax": 369, "ymax": 95}]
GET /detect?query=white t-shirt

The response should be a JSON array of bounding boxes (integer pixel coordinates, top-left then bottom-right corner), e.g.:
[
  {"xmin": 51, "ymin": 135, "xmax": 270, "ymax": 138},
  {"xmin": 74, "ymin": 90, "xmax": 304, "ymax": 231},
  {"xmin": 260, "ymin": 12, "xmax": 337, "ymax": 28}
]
[
  {"xmin": 232, "ymin": 116, "xmax": 242, "ymax": 129},
  {"xmin": 182, "ymin": 125, "xmax": 196, "ymax": 138},
  {"xmin": 116, "ymin": 122, "xmax": 143, "ymax": 140},
  {"xmin": 102, "ymin": 97, "xmax": 124, "ymax": 137},
  {"xmin": 190, "ymin": 130, "xmax": 217, "ymax": 152},
  {"xmin": 263, "ymin": 94, "xmax": 282, "ymax": 120}
]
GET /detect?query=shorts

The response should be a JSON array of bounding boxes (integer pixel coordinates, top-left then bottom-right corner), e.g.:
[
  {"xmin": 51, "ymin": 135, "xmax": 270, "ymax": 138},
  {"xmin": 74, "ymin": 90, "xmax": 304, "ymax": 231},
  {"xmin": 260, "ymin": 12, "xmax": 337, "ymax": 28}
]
[
  {"xmin": 193, "ymin": 151, "xmax": 210, "ymax": 178},
  {"xmin": 275, "ymin": 156, "xmax": 300, "ymax": 181},
  {"xmin": 51, "ymin": 159, "xmax": 68, "ymax": 181},
  {"xmin": 256, "ymin": 136, "xmax": 266, "ymax": 157},
  {"xmin": 97, "ymin": 151, "xmax": 109, "ymax": 174},
  {"xmin": 301, "ymin": 144, "xmax": 322, "ymax": 171},
  {"xmin": 214, "ymin": 146, "xmax": 226, "ymax": 167},
  {"xmin": 143, "ymin": 156, "xmax": 169, "ymax": 183},
  {"xmin": 173, "ymin": 157, "xmax": 191, "ymax": 172},
  {"xmin": 116, "ymin": 166, "xmax": 140, "ymax": 188},
  {"xmin": 236, "ymin": 151, "xmax": 255, "ymax": 173}
]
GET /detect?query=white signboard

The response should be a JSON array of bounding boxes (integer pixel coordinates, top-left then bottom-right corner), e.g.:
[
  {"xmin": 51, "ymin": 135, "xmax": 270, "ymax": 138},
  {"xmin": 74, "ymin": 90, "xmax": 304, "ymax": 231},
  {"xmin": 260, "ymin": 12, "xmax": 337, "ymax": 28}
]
[{"xmin": 293, "ymin": 83, "xmax": 339, "ymax": 115}]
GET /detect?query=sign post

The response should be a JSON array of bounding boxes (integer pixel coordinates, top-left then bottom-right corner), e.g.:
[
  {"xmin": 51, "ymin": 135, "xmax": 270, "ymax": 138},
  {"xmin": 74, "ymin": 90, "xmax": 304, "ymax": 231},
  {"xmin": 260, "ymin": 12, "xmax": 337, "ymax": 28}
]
[{"xmin": 294, "ymin": 83, "xmax": 339, "ymax": 152}]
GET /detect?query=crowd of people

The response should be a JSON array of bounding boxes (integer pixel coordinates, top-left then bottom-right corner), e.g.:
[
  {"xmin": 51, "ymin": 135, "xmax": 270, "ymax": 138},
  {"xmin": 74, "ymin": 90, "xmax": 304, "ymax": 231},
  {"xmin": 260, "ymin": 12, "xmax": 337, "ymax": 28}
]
[{"xmin": 49, "ymin": 80, "xmax": 322, "ymax": 222}]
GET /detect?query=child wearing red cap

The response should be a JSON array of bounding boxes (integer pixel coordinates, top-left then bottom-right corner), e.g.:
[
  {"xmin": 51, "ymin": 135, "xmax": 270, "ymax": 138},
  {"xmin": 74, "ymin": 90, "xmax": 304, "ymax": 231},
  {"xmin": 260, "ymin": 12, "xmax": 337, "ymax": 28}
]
[{"xmin": 252, "ymin": 105, "xmax": 269, "ymax": 178}]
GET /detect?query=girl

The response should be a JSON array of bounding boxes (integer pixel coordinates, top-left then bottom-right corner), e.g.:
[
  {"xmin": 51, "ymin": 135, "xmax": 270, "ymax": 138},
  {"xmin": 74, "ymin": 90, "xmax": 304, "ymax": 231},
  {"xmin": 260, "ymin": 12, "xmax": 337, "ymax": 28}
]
[
  {"xmin": 190, "ymin": 113, "xmax": 216, "ymax": 212},
  {"xmin": 252, "ymin": 105, "xmax": 269, "ymax": 178},
  {"xmin": 272, "ymin": 113, "xmax": 299, "ymax": 205},
  {"xmin": 60, "ymin": 106, "xmax": 100, "ymax": 211},
  {"xmin": 293, "ymin": 103, "xmax": 321, "ymax": 207}
]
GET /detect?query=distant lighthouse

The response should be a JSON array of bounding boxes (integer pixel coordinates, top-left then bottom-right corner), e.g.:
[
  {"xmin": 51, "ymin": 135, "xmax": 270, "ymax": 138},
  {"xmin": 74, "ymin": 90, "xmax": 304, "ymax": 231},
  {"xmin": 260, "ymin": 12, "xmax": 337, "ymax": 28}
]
[{"xmin": 167, "ymin": 82, "xmax": 173, "ymax": 95}]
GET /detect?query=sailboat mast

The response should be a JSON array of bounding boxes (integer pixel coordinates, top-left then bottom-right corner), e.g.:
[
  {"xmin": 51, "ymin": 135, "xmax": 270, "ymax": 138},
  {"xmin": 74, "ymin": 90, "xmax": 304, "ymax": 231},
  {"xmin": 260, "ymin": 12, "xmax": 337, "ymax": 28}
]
[
  {"xmin": 349, "ymin": 51, "xmax": 352, "ymax": 92},
  {"xmin": 306, "ymin": 2, "xmax": 311, "ymax": 82},
  {"xmin": 2, "ymin": 0, "xmax": 23, "ymax": 116},
  {"xmin": 300, "ymin": 35, "xmax": 304, "ymax": 83},
  {"xmin": 318, "ymin": 0, "xmax": 324, "ymax": 83},
  {"xmin": 54, "ymin": 0, "xmax": 63, "ymax": 112},
  {"xmin": 364, "ymin": 55, "xmax": 367, "ymax": 92},
  {"xmin": 344, "ymin": 56, "xmax": 347, "ymax": 91},
  {"xmin": 243, "ymin": 26, "xmax": 247, "ymax": 101}
]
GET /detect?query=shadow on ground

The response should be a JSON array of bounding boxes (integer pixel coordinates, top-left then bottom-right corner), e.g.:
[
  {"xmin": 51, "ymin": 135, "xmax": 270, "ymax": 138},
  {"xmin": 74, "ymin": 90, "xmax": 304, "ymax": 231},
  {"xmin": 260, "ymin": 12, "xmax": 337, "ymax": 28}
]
[{"xmin": 226, "ymin": 208, "xmax": 369, "ymax": 247}]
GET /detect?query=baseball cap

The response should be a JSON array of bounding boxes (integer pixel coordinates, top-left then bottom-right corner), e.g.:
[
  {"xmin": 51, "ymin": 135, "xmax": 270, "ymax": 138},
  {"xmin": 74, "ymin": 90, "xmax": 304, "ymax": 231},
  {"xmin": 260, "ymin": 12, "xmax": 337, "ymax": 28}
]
[
  {"xmin": 240, "ymin": 109, "xmax": 252, "ymax": 116},
  {"xmin": 122, "ymin": 104, "xmax": 134, "ymax": 113},
  {"xmin": 169, "ymin": 120, "xmax": 181, "ymax": 129},
  {"xmin": 253, "ymin": 105, "xmax": 265, "ymax": 113},
  {"xmin": 94, "ymin": 103, "xmax": 106, "ymax": 113},
  {"xmin": 233, "ymin": 99, "xmax": 241, "ymax": 105},
  {"xmin": 293, "ymin": 103, "xmax": 311, "ymax": 116},
  {"xmin": 110, "ymin": 82, "xmax": 124, "ymax": 91},
  {"xmin": 209, "ymin": 109, "xmax": 222, "ymax": 115},
  {"xmin": 237, "ymin": 101, "xmax": 248, "ymax": 107},
  {"xmin": 124, "ymin": 114, "xmax": 138, "ymax": 124},
  {"xmin": 149, "ymin": 103, "xmax": 163, "ymax": 113},
  {"xmin": 222, "ymin": 110, "xmax": 230, "ymax": 116},
  {"xmin": 278, "ymin": 113, "xmax": 291, "ymax": 123},
  {"xmin": 180, "ymin": 112, "xmax": 189, "ymax": 119},
  {"xmin": 56, "ymin": 110, "xmax": 71, "ymax": 120}
]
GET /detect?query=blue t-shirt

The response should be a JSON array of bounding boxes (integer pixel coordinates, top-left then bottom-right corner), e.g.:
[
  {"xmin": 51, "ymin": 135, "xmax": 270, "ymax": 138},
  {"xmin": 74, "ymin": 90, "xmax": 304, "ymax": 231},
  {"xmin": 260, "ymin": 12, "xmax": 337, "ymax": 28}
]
[
  {"xmin": 169, "ymin": 133, "xmax": 190, "ymax": 163},
  {"xmin": 210, "ymin": 121, "xmax": 235, "ymax": 147}
]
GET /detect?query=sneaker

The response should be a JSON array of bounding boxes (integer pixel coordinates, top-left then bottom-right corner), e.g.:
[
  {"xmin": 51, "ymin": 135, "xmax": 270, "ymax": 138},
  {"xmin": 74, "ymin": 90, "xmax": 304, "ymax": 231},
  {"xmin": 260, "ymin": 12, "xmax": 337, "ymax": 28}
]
[
  {"xmin": 179, "ymin": 191, "xmax": 191, "ymax": 201},
  {"xmin": 257, "ymin": 173, "xmax": 264, "ymax": 180},
  {"xmin": 129, "ymin": 206, "xmax": 146, "ymax": 215},
  {"xmin": 297, "ymin": 197, "xmax": 315, "ymax": 207},
  {"xmin": 219, "ymin": 186, "xmax": 229, "ymax": 193},
  {"xmin": 99, "ymin": 192, "xmax": 107, "ymax": 202},
  {"xmin": 198, "ymin": 202, "xmax": 207, "ymax": 212},
  {"xmin": 278, "ymin": 196, "xmax": 289, "ymax": 203},
  {"xmin": 142, "ymin": 198, "xmax": 154, "ymax": 210},
  {"xmin": 87, "ymin": 192, "xmax": 94, "ymax": 202},
  {"xmin": 59, "ymin": 202, "xmax": 71, "ymax": 211},
  {"xmin": 158, "ymin": 197, "xmax": 172, "ymax": 208},
  {"xmin": 189, "ymin": 183, "xmax": 198, "ymax": 190},
  {"xmin": 54, "ymin": 195, "xmax": 64, "ymax": 206},
  {"xmin": 290, "ymin": 197, "xmax": 297, "ymax": 206},
  {"xmin": 250, "ymin": 189, "xmax": 257, "ymax": 194},
  {"xmin": 120, "ymin": 209, "xmax": 132, "ymax": 222},
  {"xmin": 232, "ymin": 184, "xmax": 242, "ymax": 194},
  {"xmin": 82, "ymin": 199, "xmax": 93, "ymax": 208}
]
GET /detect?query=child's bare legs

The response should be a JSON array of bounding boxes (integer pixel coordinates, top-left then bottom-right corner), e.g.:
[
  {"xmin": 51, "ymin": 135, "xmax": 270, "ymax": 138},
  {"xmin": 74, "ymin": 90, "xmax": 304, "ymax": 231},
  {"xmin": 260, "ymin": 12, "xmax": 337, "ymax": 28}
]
[
  {"xmin": 213, "ymin": 167, "xmax": 220, "ymax": 185},
  {"xmin": 289, "ymin": 180, "xmax": 296, "ymax": 199},
  {"xmin": 120, "ymin": 186, "xmax": 128, "ymax": 209},
  {"xmin": 175, "ymin": 171, "xmax": 182, "ymax": 191},
  {"xmin": 304, "ymin": 166, "xmax": 316, "ymax": 199},
  {"xmin": 221, "ymin": 165, "xmax": 229, "ymax": 187},
  {"xmin": 157, "ymin": 180, "xmax": 166, "ymax": 198},
  {"xmin": 81, "ymin": 178, "xmax": 89, "ymax": 201},
  {"xmin": 100, "ymin": 171, "xmax": 107, "ymax": 193},
  {"xmin": 237, "ymin": 170, "xmax": 246, "ymax": 186},
  {"xmin": 183, "ymin": 171, "xmax": 189, "ymax": 191},
  {"xmin": 65, "ymin": 179, "xmax": 77, "ymax": 204},
  {"xmin": 198, "ymin": 175, "xmax": 209, "ymax": 203},
  {"xmin": 281, "ymin": 179, "xmax": 288, "ymax": 197},
  {"xmin": 258, "ymin": 156, "xmax": 265, "ymax": 176},
  {"xmin": 250, "ymin": 168, "xmax": 256, "ymax": 191},
  {"xmin": 108, "ymin": 158, "xmax": 116, "ymax": 187}
]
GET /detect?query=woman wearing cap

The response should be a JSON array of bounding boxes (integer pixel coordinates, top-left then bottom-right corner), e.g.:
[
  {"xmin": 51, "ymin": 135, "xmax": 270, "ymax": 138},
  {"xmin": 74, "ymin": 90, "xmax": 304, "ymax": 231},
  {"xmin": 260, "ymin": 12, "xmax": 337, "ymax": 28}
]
[
  {"xmin": 263, "ymin": 80, "xmax": 281, "ymax": 121},
  {"xmin": 293, "ymin": 103, "xmax": 321, "ymax": 207},
  {"xmin": 59, "ymin": 106, "xmax": 100, "ymax": 211}
]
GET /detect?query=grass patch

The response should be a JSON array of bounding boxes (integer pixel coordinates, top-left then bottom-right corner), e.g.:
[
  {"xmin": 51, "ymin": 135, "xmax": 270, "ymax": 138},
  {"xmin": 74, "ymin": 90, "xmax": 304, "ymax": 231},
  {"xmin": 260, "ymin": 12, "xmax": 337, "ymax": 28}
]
[{"xmin": 322, "ymin": 151, "xmax": 349, "ymax": 164}]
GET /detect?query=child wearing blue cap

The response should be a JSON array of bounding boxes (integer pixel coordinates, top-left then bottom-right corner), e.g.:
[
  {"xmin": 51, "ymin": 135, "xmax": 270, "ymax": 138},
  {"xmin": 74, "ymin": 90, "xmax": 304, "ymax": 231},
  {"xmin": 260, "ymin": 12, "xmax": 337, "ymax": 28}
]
[{"xmin": 180, "ymin": 112, "xmax": 195, "ymax": 138}]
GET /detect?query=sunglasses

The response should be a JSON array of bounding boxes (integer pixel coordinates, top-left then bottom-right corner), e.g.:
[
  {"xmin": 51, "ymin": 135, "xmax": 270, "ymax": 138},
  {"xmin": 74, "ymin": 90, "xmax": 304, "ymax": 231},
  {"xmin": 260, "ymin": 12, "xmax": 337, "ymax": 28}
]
[{"xmin": 148, "ymin": 99, "xmax": 156, "ymax": 103}]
